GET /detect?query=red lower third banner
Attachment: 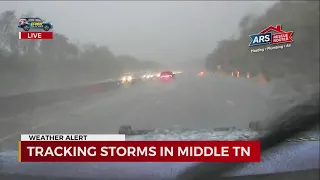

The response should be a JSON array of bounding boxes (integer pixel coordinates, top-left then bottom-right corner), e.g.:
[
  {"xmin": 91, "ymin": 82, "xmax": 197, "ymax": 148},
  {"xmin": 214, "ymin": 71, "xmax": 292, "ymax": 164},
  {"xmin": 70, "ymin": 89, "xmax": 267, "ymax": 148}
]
[
  {"xmin": 19, "ymin": 32, "xmax": 53, "ymax": 40},
  {"xmin": 18, "ymin": 141, "xmax": 260, "ymax": 162}
]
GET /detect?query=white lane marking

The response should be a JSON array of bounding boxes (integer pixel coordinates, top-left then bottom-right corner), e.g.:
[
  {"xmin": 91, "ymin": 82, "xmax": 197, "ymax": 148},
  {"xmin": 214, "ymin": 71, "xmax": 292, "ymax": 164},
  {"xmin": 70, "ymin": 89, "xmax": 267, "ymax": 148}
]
[
  {"xmin": 70, "ymin": 92, "xmax": 136, "ymax": 115},
  {"xmin": 226, "ymin": 100, "xmax": 235, "ymax": 106},
  {"xmin": 69, "ymin": 95, "xmax": 115, "ymax": 115},
  {"xmin": 0, "ymin": 120, "xmax": 58, "ymax": 143},
  {"xmin": 0, "ymin": 93, "xmax": 123, "ymax": 143},
  {"xmin": 31, "ymin": 120, "xmax": 56, "ymax": 129},
  {"xmin": 0, "ymin": 98, "xmax": 95, "ymax": 143},
  {"xmin": 0, "ymin": 131, "xmax": 20, "ymax": 142}
]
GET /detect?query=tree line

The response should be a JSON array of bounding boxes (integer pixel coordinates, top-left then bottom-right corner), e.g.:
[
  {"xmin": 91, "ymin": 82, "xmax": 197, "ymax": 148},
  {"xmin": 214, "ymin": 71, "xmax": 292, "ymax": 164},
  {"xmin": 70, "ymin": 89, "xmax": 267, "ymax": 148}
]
[
  {"xmin": 0, "ymin": 10, "xmax": 161, "ymax": 95},
  {"xmin": 205, "ymin": 1, "xmax": 319, "ymax": 93}
]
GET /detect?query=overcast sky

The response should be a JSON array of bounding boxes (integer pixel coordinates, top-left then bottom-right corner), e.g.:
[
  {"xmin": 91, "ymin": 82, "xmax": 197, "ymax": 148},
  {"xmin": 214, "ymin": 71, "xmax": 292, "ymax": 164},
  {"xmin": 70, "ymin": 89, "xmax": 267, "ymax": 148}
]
[{"xmin": 1, "ymin": 1, "xmax": 276, "ymax": 63}]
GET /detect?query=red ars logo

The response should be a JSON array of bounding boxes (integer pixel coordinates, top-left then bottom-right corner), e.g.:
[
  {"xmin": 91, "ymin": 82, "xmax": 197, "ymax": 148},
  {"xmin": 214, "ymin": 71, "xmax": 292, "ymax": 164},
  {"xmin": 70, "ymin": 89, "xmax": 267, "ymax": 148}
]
[{"xmin": 260, "ymin": 24, "xmax": 294, "ymax": 45}]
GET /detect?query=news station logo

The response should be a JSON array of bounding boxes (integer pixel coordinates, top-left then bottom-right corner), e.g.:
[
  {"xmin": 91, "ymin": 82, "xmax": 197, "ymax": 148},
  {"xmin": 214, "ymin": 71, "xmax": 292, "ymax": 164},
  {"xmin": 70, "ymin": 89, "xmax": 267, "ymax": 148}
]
[
  {"xmin": 249, "ymin": 24, "xmax": 293, "ymax": 53},
  {"xmin": 18, "ymin": 17, "xmax": 53, "ymax": 40}
]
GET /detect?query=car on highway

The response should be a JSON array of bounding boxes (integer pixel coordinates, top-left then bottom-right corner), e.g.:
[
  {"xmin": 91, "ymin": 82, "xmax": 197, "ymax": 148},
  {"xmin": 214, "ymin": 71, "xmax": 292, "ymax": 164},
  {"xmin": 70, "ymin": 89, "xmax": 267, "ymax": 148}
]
[
  {"xmin": 18, "ymin": 17, "xmax": 53, "ymax": 31},
  {"xmin": 141, "ymin": 72, "xmax": 156, "ymax": 81},
  {"xmin": 118, "ymin": 125, "xmax": 154, "ymax": 135},
  {"xmin": 197, "ymin": 71, "xmax": 205, "ymax": 76},
  {"xmin": 231, "ymin": 70, "xmax": 252, "ymax": 79},
  {"xmin": 159, "ymin": 71, "xmax": 175, "ymax": 81},
  {"xmin": 173, "ymin": 71, "xmax": 182, "ymax": 75},
  {"xmin": 120, "ymin": 73, "xmax": 136, "ymax": 85}
]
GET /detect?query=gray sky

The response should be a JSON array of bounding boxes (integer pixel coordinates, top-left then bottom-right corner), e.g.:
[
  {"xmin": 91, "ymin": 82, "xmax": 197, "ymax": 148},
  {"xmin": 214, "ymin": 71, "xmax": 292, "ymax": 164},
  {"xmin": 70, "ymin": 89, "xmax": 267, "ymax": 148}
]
[{"xmin": 1, "ymin": 1, "xmax": 276, "ymax": 63}]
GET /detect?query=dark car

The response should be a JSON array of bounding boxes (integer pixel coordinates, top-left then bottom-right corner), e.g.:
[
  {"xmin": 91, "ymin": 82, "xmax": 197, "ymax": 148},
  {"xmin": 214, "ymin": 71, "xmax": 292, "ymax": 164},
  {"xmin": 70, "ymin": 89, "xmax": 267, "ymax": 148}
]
[{"xmin": 118, "ymin": 125, "xmax": 154, "ymax": 135}]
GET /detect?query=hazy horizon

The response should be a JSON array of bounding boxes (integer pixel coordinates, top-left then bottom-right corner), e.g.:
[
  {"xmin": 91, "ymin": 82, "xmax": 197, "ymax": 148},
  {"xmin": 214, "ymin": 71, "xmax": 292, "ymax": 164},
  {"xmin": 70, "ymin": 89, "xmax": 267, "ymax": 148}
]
[{"xmin": 1, "ymin": 1, "xmax": 276, "ymax": 63}]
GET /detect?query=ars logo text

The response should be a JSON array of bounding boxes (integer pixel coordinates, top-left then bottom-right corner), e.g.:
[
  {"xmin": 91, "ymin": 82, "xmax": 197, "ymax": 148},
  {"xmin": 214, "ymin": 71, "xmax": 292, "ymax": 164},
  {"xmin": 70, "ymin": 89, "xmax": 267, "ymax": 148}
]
[{"xmin": 249, "ymin": 24, "xmax": 294, "ymax": 47}]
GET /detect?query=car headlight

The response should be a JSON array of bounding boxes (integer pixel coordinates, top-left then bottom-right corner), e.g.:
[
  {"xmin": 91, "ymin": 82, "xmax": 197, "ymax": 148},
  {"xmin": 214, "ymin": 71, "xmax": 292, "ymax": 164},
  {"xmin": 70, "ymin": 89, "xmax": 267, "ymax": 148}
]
[
  {"xmin": 121, "ymin": 77, "xmax": 126, "ymax": 81},
  {"xmin": 127, "ymin": 76, "xmax": 133, "ymax": 81}
]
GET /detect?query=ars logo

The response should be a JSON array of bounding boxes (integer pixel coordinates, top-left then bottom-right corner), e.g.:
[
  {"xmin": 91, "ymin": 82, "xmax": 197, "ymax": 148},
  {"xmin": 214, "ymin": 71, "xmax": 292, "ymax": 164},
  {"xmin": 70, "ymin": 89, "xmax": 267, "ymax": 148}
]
[{"xmin": 249, "ymin": 24, "xmax": 294, "ymax": 47}]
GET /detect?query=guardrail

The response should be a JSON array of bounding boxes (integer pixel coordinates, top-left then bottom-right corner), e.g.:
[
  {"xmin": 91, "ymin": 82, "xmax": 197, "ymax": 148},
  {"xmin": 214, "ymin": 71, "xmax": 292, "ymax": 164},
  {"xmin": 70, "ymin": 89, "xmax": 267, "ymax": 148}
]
[{"xmin": 0, "ymin": 79, "xmax": 121, "ymax": 117}]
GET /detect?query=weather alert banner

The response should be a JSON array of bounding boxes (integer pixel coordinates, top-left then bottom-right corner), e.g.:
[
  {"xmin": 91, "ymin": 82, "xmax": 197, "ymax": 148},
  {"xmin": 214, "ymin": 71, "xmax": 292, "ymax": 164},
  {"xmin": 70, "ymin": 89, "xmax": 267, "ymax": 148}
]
[{"xmin": 18, "ymin": 134, "xmax": 261, "ymax": 162}]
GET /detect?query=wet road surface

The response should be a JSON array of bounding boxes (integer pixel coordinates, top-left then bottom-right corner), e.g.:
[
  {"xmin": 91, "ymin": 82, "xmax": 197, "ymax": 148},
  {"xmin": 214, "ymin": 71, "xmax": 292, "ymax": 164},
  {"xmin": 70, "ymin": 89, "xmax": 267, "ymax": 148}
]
[{"xmin": 0, "ymin": 75, "xmax": 271, "ymax": 151}]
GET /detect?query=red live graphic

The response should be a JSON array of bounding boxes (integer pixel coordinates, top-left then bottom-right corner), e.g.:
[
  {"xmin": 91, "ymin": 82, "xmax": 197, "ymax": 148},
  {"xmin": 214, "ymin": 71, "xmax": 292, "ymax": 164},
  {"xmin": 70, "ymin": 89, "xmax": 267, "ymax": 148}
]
[{"xmin": 19, "ymin": 32, "xmax": 53, "ymax": 40}]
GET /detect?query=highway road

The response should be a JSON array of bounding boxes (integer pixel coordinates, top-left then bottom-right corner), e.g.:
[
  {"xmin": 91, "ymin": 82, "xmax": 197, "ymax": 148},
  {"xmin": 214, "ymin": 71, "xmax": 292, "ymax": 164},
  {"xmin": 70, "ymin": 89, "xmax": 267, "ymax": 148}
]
[{"xmin": 0, "ymin": 75, "xmax": 273, "ymax": 151}]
